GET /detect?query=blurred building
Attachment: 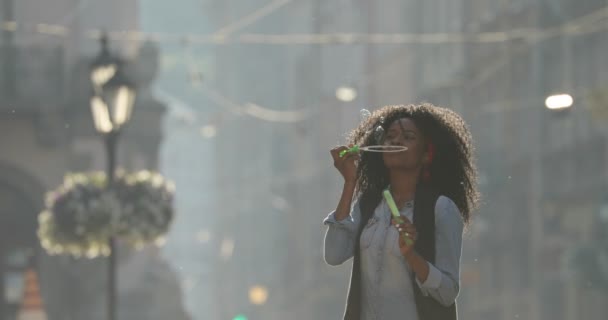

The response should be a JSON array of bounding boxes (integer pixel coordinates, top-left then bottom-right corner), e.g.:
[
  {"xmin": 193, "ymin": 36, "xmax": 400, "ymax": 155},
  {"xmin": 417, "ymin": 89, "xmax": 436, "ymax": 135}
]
[
  {"xmin": 138, "ymin": 2, "xmax": 224, "ymax": 319},
  {"xmin": 206, "ymin": 2, "xmax": 292, "ymax": 319},
  {"xmin": 409, "ymin": 0, "xmax": 608, "ymax": 319},
  {"xmin": 0, "ymin": 1, "xmax": 188, "ymax": 319}
]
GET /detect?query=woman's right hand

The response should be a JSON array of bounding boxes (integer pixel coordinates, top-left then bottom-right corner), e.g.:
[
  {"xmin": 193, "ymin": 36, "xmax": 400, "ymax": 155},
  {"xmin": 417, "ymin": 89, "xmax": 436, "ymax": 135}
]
[{"xmin": 330, "ymin": 145, "xmax": 359, "ymax": 183}]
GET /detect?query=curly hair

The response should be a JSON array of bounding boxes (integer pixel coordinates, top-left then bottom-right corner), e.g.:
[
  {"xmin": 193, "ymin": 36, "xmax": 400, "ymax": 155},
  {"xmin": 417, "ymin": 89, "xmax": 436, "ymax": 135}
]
[{"xmin": 348, "ymin": 103, "xmax": 479, "ymax": 224}]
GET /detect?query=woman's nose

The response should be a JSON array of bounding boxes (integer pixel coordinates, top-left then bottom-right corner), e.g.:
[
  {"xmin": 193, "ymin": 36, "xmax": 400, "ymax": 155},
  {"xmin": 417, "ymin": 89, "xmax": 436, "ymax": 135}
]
[{"xmin": 387, "ymin": 137, "xmax": 405, "ymax": 146}]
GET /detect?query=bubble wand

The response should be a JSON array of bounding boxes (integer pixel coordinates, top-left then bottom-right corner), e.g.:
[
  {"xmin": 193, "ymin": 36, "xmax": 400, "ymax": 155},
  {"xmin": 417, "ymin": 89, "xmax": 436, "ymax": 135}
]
[
  {"xmin": 339, "ymin": 145, "xmax": 407, "ymax": 157},
  {"xmin": 339, "ymin": 118, "xmax": 407, "ymax": 157},
  {"xmin": 383, "ymin": 189, "xmax": 414, "ymax": 246},
  {"xmin": 339, "ymin": 145, "xmax": 360, "ymax": 157}
]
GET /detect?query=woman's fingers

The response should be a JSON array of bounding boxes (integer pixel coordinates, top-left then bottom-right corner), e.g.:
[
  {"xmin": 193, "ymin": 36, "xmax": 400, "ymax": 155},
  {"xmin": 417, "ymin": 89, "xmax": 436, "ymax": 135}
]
[
  {"xmin": 398, "ymin": 227, "xmax": 417, "ymax": 238},
  {"xmin": 403, "ymin": 224, "xmax": 416, "ymax": 233},
  {"xmin": 392, "ymin": 218, "xmax": 414, "ymax": 229},
  {"xmin": 331, "ymin": 146, "xmax": 360, "ymax": 164},
  {"xmin": 330, "ymin": 146, "xmax": 349, "ymax": 160},
  {"xmin": 393, "ymin": 220, "xmax": 417, "ymax": 240}
]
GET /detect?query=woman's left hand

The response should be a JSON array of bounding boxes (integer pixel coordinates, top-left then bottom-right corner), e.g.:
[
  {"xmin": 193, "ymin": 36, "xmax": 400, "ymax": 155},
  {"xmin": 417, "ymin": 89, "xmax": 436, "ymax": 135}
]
[{"xmin": 391, "ymin": 217, "xmax": 418, "ymax": 257}]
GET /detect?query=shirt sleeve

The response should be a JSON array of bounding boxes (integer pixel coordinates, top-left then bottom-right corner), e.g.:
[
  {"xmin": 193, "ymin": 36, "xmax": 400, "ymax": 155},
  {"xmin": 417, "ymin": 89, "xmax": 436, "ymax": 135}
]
[
  {"xmin": 415, "ymin": 196, "xmax": 464, "ymax": 307},
  {"xmin": 323, "ymin": 198, "xmax": 361, "ymax": 266}
]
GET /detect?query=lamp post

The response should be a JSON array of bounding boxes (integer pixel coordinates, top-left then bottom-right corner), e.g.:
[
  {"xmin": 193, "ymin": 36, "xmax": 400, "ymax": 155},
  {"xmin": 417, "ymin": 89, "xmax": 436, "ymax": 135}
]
[
  {"xmin": 335, "ymin": 86, "xmax": 357, "ymax": 102},
  {"xmin": 89, "ymin": 34, "xmax": 136, "ymax": 320},
  {"xmin": 545, "ymin": 93, "xmax": 573, "ymax": 110}
]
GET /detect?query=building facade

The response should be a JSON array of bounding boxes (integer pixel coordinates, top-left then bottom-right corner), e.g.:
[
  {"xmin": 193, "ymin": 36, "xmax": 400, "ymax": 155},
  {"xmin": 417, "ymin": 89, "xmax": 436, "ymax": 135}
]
[
  {"xmin": 415, "ymin": 0, "xmax": 608, "ymax": 319},
  {"xmin": 0, "ymin": 1, "xmax": 186, "ymax": 319}
]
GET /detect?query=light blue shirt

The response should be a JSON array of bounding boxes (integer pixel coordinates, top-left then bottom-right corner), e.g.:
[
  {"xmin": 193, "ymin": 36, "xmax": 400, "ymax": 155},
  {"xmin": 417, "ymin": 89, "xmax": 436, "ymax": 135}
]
[{"xmin": 323, "ymin": 196, "xmax": 464, "ymax": 320}]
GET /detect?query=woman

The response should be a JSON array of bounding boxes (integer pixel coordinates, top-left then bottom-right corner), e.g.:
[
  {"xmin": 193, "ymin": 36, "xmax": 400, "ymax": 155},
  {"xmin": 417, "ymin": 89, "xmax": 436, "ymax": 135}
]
[{"xmin": 324, "ymin": 104, "xmax": 478, "ymax": 320}]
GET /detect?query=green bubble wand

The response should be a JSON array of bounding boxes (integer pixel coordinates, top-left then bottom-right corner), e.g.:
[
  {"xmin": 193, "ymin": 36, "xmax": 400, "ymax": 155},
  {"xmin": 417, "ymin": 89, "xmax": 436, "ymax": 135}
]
[
  {"xmin": 339, "ymin": 145, "xmax": 408, "ymax": 157},
  {"xmin": 339, "ymin": 122, "xmax": 408, "ymax": 157},
  {"xmin": 383, "ymin": 189, "xmax": 414, "ymax": 246},
  {"xmin": 339, "ymin": 145, "xmax": 360, "ymax": 157}
]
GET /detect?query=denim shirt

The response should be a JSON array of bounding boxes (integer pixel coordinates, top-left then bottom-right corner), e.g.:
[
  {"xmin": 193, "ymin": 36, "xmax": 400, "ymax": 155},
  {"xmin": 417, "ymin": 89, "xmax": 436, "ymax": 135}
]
[{"xmin": 323, "ymin": 196, "xmax": 464, "ymax": 320}]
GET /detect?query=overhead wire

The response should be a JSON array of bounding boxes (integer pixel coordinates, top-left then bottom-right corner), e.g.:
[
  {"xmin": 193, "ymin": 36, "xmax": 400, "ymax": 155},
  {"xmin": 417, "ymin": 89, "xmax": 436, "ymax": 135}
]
[{"xmin": 0, "ymin": 5, "xmax": 605, "ymax": 45}]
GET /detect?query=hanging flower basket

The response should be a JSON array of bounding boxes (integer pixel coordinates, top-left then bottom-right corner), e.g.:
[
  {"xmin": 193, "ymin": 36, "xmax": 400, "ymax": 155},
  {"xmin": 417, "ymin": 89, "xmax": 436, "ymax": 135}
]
[{"xmin": 38, "ymin": 171, "xmax": 175, "ymax": 258}]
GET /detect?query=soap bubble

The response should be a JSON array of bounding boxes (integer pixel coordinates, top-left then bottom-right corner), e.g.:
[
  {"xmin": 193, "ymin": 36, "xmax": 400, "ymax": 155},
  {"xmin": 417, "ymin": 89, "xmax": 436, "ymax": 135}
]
[
  {"xmin": 374, "ymin": 126, "xmax": 385, "ymax": 144},
  {"xmin": 360, "ymin": 109, "xmax": 371, "ymax": 122}
]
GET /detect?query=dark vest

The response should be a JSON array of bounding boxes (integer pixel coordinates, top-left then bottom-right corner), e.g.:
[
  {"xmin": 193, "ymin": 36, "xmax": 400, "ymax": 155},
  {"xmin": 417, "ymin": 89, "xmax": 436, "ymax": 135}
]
[{"xmin": 343, "ymin": 186, "xmax": 458, "ymax": 320}]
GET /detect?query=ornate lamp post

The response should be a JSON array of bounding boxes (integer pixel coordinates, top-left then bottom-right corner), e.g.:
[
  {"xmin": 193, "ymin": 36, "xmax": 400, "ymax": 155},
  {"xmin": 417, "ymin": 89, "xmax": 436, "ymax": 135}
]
[{"xmin": 89, "ymin": 34, "xmax": 136, "ymax": 320}]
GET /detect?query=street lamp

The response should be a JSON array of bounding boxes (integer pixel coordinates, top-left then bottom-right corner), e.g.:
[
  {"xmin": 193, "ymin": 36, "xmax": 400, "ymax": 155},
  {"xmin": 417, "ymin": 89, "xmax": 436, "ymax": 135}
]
[
  {"xmin": 91, "ymin": 35, "xmax": 118, "ymax": 94},
  {"xmin": 545, "ymin": 93, "xmax": 573, "ymax": 110},
  {"xmin": 248, "ymin": 285, "xmax": 269, "ymax": 305},
  {"xmin": 89, "ymin": 34, "xmax": 136, "ymax": 320},
  {"xmin": 335, "ymin": 86, "xmax": 357, "ymax": 102}
]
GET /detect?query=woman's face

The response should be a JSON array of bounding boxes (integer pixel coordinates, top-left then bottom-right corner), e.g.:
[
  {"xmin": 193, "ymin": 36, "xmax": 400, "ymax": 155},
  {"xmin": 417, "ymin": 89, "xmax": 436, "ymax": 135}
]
[{"xmin": 381, "ymin": 117, "xmax": 428, "ymax": 171}]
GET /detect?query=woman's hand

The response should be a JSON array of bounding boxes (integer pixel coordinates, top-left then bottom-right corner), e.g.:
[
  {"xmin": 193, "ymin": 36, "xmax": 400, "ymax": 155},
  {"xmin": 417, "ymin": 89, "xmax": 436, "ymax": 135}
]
[
  {"xmin": 391, "ymin": 216, "xmax": 418, "ymax": 257},
  {"xmin": 330, "ymin": 145, "xmax": 359, "ymax": 183}
]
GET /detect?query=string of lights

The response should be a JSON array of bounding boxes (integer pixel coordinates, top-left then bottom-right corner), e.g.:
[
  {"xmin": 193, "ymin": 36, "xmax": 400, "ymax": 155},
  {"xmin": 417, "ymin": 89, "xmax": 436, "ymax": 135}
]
[
  {"xmin": 4, "ymin": 6, "xmax": 607, "ymax": 126},
  {"xmin": 211, "ymin": 0, "xmax": 293, "ymax": 37},
  {"xmin": 1, "ymin": 5, "xmax": 606, "ymax": 45}
]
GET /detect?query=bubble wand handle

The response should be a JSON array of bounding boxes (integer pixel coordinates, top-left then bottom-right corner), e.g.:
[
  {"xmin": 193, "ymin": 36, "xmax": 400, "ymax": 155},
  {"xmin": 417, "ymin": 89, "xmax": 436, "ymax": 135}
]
[
  {"xmin": 383, "ymin": 189, "xmax": 414, "ymax": 246},
  {"xmin": 339, "ymin": 145, "xmax": 360, "ymax": 157}
]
